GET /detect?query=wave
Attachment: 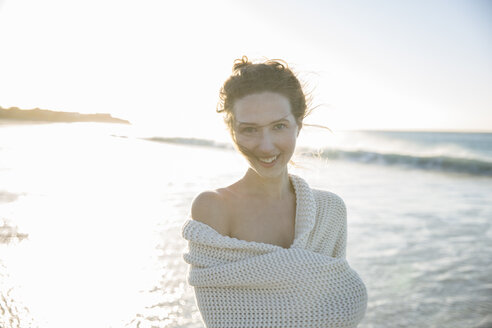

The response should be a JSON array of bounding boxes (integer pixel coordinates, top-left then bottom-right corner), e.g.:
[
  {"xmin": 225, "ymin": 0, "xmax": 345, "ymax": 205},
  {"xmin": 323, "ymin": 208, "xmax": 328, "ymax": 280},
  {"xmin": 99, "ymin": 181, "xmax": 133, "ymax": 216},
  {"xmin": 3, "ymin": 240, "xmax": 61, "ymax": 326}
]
[
  {"xmin": 309, "ymin": 148, "xmax": 492, "ymax": 177},
  {"xmin": 141, "ymin": 136, "xmax": 233, "ymax": 149},
  {"xmin": 139, "ymin": 136, "xmax": 492, "ymax": 177}
]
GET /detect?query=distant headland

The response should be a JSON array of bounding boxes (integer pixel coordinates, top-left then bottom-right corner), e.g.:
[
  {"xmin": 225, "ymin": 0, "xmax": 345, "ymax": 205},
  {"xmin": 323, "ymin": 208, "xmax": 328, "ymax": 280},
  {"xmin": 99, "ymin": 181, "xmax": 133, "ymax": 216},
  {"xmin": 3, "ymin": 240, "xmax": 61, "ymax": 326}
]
[{"xmin": 0, "ymin": 106, "xmax": 131, "ymax": 124}]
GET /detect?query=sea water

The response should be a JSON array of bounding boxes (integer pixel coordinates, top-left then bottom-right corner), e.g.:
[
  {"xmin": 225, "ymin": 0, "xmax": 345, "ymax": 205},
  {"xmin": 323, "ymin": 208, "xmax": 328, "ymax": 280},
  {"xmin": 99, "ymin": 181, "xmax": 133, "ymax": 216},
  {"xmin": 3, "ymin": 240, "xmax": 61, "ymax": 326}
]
[{"xmin": 0, "ymin": 121, "xmax": 491, "ymax": 328}]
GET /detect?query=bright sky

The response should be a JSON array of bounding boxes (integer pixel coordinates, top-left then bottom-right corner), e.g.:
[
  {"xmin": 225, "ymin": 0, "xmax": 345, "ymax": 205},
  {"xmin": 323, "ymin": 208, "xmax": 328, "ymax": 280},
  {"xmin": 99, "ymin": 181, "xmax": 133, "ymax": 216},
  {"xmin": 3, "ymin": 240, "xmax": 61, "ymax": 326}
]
[{"xmin": 0, "ymin": 0, "xmax": 491, "ymax": 139}]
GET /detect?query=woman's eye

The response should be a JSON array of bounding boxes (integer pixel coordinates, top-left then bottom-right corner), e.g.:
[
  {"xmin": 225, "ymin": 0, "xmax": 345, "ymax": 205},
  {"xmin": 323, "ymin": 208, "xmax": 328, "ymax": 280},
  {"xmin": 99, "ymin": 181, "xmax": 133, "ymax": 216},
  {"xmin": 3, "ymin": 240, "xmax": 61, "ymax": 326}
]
[
  {"xmin": 274, "ymin": 123, "xmax": 287, "ymax": 130},
  {"xmin": 241, "ymin": 127, "xmax": 257, "ymax": 134}
]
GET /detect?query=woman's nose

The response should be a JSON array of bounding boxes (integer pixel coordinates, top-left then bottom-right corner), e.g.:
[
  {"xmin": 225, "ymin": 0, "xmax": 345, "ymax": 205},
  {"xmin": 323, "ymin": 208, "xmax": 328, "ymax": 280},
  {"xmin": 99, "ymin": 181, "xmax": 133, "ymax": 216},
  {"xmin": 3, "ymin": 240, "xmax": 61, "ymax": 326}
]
[{"xmin": 257, "ymin": 130, "xmax": 275, "ymax": 153}]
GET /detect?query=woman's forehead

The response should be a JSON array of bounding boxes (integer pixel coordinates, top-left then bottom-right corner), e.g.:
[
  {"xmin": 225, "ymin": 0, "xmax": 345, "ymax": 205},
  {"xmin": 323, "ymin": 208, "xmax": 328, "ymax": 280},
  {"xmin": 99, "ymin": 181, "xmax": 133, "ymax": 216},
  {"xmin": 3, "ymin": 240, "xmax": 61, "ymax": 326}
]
[{"xmin": 233, "ymin": 92, "xmax": 294, "ymax": 124}]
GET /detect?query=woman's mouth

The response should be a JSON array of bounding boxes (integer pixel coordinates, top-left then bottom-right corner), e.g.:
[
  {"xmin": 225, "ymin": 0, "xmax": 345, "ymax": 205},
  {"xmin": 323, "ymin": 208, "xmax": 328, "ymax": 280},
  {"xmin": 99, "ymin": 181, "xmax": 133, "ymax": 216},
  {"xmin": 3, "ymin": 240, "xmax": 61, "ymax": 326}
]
[{"xmin": 257, "ymin": 155, "xmax": 279, "ymax": 167}]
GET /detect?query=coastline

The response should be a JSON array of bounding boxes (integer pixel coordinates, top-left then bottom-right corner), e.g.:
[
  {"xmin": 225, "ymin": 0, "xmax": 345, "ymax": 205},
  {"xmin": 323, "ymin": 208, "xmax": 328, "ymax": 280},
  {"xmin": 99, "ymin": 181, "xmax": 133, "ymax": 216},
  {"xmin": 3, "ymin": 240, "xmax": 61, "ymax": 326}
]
[{"xmin": 0, "ymin": 107, "xmax": 130, "ymax": 125}]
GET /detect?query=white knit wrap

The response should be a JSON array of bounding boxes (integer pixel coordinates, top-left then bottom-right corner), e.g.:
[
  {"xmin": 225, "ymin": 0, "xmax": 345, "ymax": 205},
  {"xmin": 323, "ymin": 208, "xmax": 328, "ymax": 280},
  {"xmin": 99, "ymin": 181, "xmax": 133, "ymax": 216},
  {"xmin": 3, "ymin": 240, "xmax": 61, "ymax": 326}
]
[{"xmin": 182, "ymin": 175, "xmax": 367, "ymax": 327}]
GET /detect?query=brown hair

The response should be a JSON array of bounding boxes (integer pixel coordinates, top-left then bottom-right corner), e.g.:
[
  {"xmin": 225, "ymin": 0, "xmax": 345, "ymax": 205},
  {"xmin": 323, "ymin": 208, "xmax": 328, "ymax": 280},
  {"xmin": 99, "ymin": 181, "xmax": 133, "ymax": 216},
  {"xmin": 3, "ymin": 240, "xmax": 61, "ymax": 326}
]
[{"xmin": 217, "ymin": 56, "xmax": 309, "ymax": 135}]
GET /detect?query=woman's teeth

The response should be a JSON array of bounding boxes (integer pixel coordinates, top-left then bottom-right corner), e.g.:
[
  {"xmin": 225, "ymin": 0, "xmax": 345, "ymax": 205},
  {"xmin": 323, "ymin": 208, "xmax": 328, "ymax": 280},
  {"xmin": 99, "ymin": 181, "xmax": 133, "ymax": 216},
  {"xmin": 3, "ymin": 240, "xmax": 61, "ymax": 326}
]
[{"xmin": 258, "ymin": 156, "xmax": 278, "ymax": 163}]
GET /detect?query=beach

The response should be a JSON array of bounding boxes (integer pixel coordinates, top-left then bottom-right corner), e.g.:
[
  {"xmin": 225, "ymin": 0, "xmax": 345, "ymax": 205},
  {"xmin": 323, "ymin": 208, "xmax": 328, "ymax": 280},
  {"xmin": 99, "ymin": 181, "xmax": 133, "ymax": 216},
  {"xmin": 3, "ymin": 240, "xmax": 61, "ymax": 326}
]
[{"xmin": 0, "ymin": 122, "xmax": 491, "ymax": 328}]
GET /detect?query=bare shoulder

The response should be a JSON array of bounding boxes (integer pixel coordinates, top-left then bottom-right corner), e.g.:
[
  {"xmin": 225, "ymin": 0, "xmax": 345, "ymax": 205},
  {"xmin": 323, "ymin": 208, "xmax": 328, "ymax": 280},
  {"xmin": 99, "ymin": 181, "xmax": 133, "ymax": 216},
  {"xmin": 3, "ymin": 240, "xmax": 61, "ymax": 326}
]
[{"xmin": 191, "ymin": 190, "xmax": 230, "ymax": 236}]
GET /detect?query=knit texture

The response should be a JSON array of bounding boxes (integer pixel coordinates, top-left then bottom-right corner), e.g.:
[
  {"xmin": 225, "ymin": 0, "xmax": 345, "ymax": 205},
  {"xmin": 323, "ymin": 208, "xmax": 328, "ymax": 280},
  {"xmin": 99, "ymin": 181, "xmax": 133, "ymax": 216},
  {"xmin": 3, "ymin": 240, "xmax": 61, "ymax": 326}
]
[{"xmin": 182, "ymin": 174, "xmax": 367, "ymax": 327}]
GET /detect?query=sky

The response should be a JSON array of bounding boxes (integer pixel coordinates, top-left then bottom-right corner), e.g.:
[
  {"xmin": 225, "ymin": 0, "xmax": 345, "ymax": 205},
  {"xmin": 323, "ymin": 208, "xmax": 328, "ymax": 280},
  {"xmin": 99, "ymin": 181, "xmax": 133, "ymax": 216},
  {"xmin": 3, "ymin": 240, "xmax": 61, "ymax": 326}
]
[{"xmin": 0, "ymin": 0, "xmax": 491, "ymax": 139}]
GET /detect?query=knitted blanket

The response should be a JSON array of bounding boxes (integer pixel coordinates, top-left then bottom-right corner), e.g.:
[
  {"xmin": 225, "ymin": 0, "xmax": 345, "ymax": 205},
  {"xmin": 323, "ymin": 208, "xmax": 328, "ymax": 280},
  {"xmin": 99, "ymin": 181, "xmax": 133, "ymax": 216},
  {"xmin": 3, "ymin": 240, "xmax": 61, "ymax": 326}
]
[{"xmin": 182, "ymin": 174, "xmax": 367, "ymax": 328}]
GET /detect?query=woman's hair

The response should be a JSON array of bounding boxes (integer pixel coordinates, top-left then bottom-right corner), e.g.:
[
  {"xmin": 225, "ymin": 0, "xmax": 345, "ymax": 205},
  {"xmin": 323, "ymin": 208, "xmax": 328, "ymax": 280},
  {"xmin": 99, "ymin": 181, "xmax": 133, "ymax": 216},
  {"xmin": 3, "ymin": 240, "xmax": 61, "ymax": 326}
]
[{"xmin": 217, "ymin": 56, "xmax": 309, "ymax": 135}]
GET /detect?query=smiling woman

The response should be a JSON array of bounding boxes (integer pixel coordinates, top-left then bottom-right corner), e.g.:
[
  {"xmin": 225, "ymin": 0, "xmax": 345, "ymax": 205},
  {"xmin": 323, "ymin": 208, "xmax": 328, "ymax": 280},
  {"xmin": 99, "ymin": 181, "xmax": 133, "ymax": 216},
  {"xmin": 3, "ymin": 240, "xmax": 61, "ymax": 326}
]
[
  {"xmin": 232, "ymin": 92, "xmax": 299, "ymax": 179},
  {"xmin": 181, "ymin": 56, "xmax": 368, "ymax": 327}
]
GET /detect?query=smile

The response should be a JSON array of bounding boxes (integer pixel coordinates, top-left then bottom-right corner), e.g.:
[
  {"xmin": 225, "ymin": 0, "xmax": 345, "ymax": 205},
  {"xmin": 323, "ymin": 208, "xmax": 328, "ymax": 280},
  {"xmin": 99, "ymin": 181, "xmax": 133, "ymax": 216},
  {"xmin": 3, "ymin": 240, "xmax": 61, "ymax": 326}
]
[{"xmin": 258, "ymin": 155, "xmax": 278, "ymax": 164}]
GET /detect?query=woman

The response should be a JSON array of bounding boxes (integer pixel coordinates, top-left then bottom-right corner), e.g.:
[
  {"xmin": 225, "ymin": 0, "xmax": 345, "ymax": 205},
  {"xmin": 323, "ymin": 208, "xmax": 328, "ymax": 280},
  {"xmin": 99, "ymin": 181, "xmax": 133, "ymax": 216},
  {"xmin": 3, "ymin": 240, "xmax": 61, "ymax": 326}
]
[{"xmin": 182, "ymin": 57, "xmax": 367, "ymax": 327}]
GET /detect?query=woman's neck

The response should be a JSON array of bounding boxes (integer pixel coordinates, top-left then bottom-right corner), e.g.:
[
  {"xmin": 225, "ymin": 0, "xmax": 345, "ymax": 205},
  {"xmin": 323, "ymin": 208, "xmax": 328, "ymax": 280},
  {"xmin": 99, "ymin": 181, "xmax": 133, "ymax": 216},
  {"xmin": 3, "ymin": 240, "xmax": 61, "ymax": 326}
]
[{"xmin": 241, "ymin": 168, "xmax": 293, "ymax": 200}]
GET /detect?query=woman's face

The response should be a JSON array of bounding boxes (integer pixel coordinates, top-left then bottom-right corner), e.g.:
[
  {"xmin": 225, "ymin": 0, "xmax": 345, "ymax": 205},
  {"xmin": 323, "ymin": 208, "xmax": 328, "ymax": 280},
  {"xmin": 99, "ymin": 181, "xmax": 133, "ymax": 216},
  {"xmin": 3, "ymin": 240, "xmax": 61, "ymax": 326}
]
[{"xmin": 232, "ymin": 92, "xmax": 299, "ymax": 179}]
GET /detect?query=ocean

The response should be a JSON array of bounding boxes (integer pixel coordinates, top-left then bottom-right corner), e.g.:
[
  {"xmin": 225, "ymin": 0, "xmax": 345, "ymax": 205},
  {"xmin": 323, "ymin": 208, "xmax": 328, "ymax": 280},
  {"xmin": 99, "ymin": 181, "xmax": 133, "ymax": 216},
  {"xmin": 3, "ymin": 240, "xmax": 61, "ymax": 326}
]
[{"xmin": 0, "ymin": 121, "xmax": 491, "ymax": 328}]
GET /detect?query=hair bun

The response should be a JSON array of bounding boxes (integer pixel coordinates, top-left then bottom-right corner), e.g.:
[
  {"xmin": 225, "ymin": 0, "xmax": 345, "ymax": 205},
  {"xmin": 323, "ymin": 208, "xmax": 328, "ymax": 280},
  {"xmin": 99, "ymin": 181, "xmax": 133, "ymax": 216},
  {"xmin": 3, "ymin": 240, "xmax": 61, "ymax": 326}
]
[{"xmin": 232, "ymin": 56, "xmax": 251, "ymax": 73}]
